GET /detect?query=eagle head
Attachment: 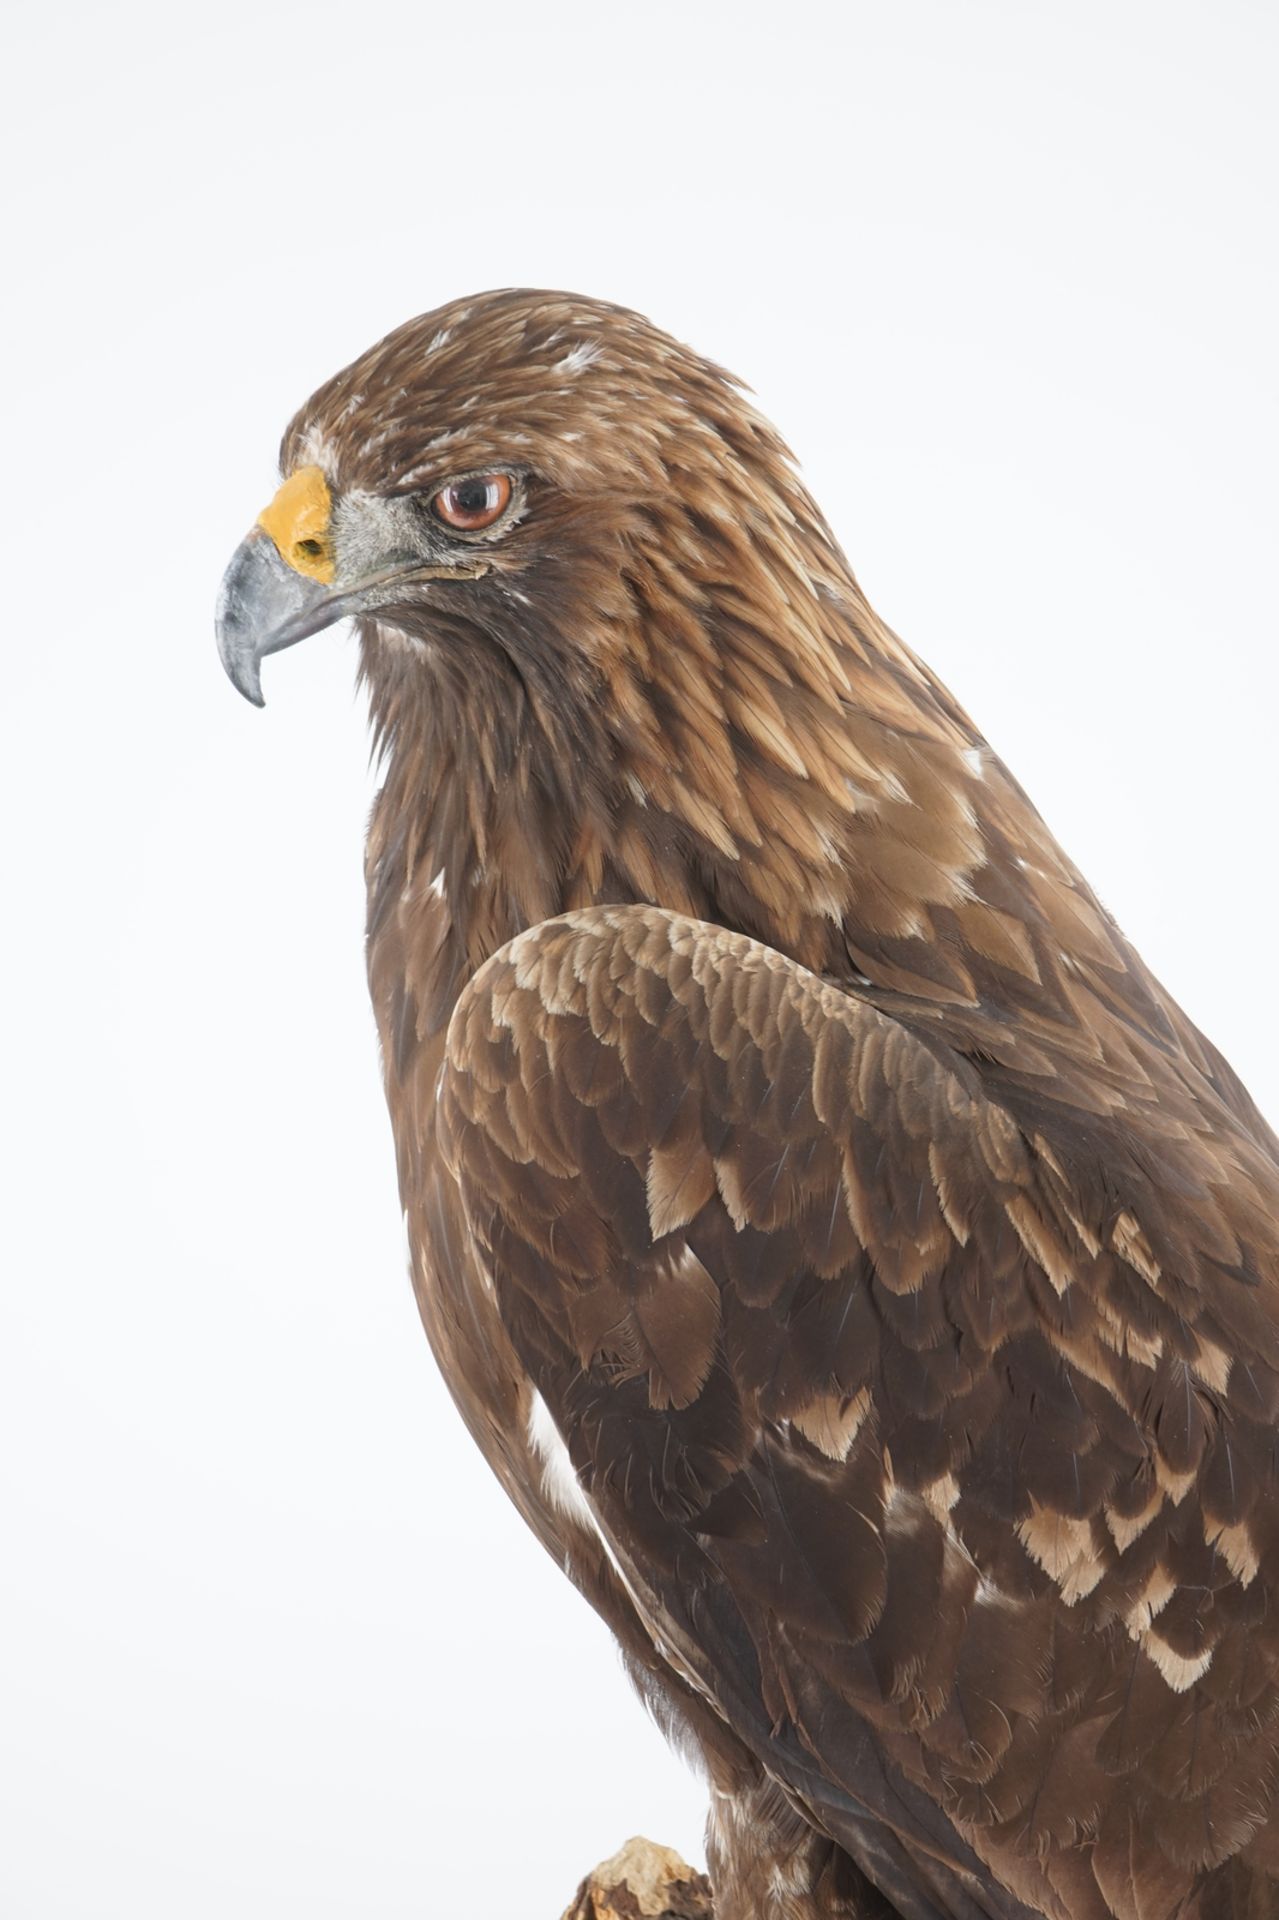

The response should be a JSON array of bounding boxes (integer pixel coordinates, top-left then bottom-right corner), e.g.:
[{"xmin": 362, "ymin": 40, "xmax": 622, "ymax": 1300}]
[
  {"xmin": 216, "ymin": 286, "xmax": 836, "ymax": 710},
  {"xmin": 216, "ymin": 288, "xmax": 994, "ymax": 975}
]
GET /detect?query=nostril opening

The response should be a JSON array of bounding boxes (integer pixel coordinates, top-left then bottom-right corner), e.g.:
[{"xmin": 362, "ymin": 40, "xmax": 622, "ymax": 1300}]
[{"xmin": 296, "ymin": 538, "xmax": 325, "ymax": 560}]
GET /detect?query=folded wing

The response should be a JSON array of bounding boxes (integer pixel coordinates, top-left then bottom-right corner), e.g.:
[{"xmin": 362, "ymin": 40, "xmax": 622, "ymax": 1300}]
[{"xmin": 440, "ymin": 905, "xmax": 1279, "ymax": 1920}]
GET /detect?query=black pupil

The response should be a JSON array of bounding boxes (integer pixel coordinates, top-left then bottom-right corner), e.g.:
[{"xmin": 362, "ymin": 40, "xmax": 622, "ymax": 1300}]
[{"xmin": 453, "ymin": 480, "xmax": 492, "ymax": 516}]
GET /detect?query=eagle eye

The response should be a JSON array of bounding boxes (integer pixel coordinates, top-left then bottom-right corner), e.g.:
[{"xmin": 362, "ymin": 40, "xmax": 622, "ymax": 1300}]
[{"xmin": 431, "ymin": 473, "xmax": 513, "ymax": 532}]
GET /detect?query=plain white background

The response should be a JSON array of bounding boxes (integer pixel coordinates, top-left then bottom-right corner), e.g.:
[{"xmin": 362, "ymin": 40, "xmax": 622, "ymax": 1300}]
[{"xmin": 2, "ymin": 3, "xmax": 1275, "ymax": 1913}]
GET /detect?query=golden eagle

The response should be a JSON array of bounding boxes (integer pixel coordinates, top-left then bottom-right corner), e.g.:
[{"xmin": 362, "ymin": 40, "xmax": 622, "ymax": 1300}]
[{"xmin": 216, "ymin": 290, "xmax": 1279, "ymax": 1920}]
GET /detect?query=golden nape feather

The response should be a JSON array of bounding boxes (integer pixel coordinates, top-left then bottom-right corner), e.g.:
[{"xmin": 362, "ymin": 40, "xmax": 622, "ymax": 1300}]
[{"xmin": 216, "ymin": 290, "xmax": 1279, "ymax": 1920}]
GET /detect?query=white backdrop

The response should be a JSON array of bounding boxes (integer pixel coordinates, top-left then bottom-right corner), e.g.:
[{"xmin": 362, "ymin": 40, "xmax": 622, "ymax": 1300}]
[{"xmin": 2, "ymin": 3, "xmax": 1276, "ymax": 1914}]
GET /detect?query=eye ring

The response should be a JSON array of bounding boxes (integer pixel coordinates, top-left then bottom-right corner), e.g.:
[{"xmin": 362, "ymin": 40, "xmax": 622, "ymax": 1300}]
[{"xmin": 431, "ymin": 472, "xmax": 514, "ymax": 532}]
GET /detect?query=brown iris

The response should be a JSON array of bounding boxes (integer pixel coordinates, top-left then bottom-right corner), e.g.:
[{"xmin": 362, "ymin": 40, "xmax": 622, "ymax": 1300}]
[{"xmin": 432, "ymin": 473, "xmax": 513, "ymax": 531}]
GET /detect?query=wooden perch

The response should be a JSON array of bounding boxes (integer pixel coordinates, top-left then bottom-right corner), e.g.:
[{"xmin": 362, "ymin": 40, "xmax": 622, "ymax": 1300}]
[{"xmin": 560, "ymin": 1836, "xmax": 714, "ymax": 1919}]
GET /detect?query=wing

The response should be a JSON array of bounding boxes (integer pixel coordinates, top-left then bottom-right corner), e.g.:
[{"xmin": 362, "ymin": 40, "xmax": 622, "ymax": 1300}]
[{"xmin": 438, "ymin": 905, "xmax": 1279, "ymax": 1920}]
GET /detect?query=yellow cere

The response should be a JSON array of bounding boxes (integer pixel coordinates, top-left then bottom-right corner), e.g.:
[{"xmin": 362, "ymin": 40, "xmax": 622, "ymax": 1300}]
[{"xmin": 256, "ymin": 465, "xmax": 335, "ymax": 584}]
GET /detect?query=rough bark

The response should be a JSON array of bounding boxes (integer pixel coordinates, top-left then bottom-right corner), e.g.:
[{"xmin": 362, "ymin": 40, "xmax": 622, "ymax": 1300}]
[{"xmin": 560, "ymin": 1837, "xmax": 714, "ymax": 1919}]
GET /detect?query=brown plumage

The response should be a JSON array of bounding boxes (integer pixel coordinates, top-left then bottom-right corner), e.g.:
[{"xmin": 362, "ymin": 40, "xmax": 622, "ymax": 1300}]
[{"xmin": 216, "ymin": 289, "xmax": 1279, "ymax": 1920}]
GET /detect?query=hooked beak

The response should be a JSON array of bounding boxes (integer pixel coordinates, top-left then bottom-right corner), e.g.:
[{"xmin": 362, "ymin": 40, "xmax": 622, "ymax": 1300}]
[
  {"xmin": 215, "ymin": 526, "xmax": 342, "ymax": 707},
  {"xmin": 215, "ymin": 462, "xmax": 491, "ymax": 706},
  {"xmin": 216, "ymin": 465, "xmax": 344, "ymax": 707}
]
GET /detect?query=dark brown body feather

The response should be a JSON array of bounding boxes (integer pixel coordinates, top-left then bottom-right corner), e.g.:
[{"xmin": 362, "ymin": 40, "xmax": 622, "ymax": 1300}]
[{"xmin": 278, "ymin": 291, "xmax": 1279, "ymax": 1920}]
